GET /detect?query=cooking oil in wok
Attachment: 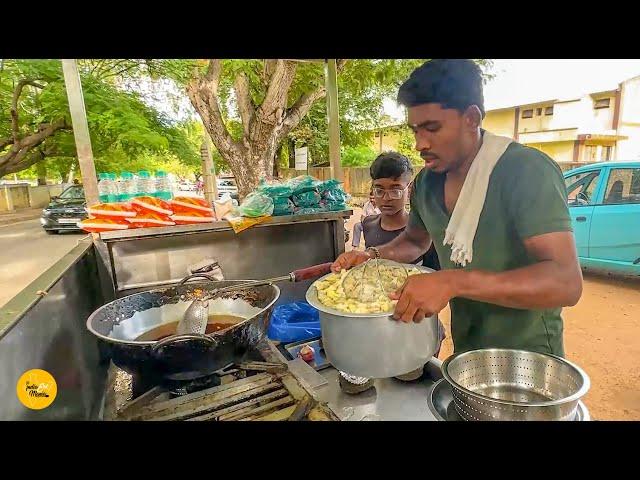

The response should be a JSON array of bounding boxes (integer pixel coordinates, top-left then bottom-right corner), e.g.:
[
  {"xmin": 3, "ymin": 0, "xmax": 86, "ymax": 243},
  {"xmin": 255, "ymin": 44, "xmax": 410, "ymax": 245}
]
[{"xmin": 135, "ymin": 314, "xmax": 246, "ymax": 341}]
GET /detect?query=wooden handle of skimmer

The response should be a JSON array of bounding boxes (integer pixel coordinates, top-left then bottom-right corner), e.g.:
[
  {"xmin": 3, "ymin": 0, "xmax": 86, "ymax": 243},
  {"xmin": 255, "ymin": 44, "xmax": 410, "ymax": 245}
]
[{"xmin": 291, "ymin": 262, "xmax": 333, "ymax": 282}]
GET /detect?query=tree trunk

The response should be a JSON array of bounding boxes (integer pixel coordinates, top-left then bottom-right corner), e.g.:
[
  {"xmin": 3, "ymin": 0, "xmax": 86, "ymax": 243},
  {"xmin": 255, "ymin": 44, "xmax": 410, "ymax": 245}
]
[
  {"xmin": 36, "ymin": 162, "xmax": 47, "ymax": 186},
  {"xmin": 227, "ymin": 144, "xmax": 277, "ymax": 199}
]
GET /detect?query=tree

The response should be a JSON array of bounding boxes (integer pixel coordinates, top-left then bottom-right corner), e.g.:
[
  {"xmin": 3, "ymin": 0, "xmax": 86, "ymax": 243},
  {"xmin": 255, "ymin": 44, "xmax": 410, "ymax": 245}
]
[
  {"xmin": 341, "ymin": 145, "xmax": 380, "ymax": 167},
  {"xmin": 1, "ymin": 60, "xmax": 200, "ymax": 179},
  {"xmin": 293, "ymin": 60, "xmax": 428, "ymax": 166},
  {"xmin": 294, "ymin": 59, "xmax": 495, "ymax": 167},
  {"xmin": 158, "ymin": 59, "xmax": 492, "ymax": 198},
  {"xmin": 183, "ymin": 60, "xmax": 437, "ymax": 197},
  {"xmin": 1, "ymin": 61, "xmax": 71, "ymax": 177},
  {"xmin": 173, "ymin": 60, "xmax": 343, "ymax": 197}
]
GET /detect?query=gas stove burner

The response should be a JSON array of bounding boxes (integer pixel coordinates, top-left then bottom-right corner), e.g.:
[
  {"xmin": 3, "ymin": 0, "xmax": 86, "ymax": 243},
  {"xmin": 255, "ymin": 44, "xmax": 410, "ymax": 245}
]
[
  {"xmin": 103, "ymin": 340, "xmax": 338, "ymax": 421},
  {"xmin": 161, "ymin": 363, "xmax": 243, "ymax": 396},
  {"xmin": 164, "ymin": 374, "xmax": 222, "ymax": 396}
]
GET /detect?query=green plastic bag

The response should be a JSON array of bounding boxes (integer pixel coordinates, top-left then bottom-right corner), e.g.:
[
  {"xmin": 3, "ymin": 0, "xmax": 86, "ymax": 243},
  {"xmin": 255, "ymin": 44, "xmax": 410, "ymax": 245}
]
[
  {"xmin": 289, "ymin": 175, "xmax": 318, "ymax": 195},
  {"xmin": 273, "ymin": 197, "xmax": 295, "ymax": 216},
  {"xmin": 236, "ymin": 192, "xmax": 274, "ymax": 217},
  {"xmin": 292, "ymin": 190, "xmax": 321, "ymax": 208},
  {"xmin": 257, "ymin": 179, "xmax": 293, "ymax": 199},
  {"xmin": 317, "ymin": 179, "xmax": 342, "ymax": 193}
]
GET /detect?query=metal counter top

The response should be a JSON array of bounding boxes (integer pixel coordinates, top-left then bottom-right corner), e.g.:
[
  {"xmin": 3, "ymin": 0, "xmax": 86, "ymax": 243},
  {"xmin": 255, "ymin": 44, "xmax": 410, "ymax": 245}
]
[
  {"xmin": 314, "ymin": 360, "xmax": 443, "ymax": 421},
  {"xmin": 261, "ymin": 340, "xmax": 444, "ymax": 421}
]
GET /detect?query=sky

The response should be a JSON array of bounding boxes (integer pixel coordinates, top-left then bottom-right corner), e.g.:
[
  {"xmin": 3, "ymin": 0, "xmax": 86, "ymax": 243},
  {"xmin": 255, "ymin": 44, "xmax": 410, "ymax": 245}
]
[{"xmin": 384, "ymin": 59, "xmax": 640, "ymax": 122}]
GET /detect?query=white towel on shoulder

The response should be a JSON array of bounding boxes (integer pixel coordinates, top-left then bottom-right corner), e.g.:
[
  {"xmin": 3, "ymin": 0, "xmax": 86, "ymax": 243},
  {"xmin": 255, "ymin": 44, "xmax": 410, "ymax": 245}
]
[{"xmin": 443, "ymin": 131, "xmax": 513, "ymax": 267}]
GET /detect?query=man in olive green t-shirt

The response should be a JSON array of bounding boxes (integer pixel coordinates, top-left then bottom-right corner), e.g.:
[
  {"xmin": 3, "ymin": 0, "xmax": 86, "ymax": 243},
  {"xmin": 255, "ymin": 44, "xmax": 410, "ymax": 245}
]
[{"xmin": 332, "ymin": 60, "xmax": 583, "ymax": 357}]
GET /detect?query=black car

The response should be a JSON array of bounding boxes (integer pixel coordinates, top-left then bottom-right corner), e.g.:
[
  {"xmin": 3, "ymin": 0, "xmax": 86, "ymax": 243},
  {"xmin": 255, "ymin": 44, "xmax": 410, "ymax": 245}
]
[{"xmin": 40, "ymin": 185, "xmax": 87, "ymax": 234}]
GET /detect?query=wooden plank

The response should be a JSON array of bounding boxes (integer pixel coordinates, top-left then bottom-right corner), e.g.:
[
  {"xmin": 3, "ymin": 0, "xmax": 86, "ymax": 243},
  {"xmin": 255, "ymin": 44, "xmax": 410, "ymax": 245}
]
[
  {"xmin": 308, "ymin": 406, "xmax": 333, "ymax": 421},
  {"xmin": 218, "ymin": 396, "xmax": 295, "ymax": 421},
  {"xmin": 252, "ymin": 404, "xmax": 298, "ymax": 421},
  {"xmin": 217, "ymin": 396, "xmax": 291, "ymax": 422},
  {"xmin": 131, "ymin": 373, "xmax": 272, "ymax": 416},
  {"xmin": 134, "ymin": 381, "xmax": 283, "ymax": 421},
  {"xmin": 237, "ymin": 361, "xmax": 287, "ymax": 374},
  {"xmin": 187, "ymin": 388, "xmax": 289, "ymax": 421},
  {"xmin": 280, "ymin": 373, "xmax": 309, "ymax": 401},
  {"xmin": 343, "ymin": 168, "xmax": 351, "ymax": 194},
  {"xmin": 287, "ymin": 396, "xmax": 313, "ymax": 421},
  {"xmin": 130, "ymin": 374, "xmax": 276, "ymax": 420}
]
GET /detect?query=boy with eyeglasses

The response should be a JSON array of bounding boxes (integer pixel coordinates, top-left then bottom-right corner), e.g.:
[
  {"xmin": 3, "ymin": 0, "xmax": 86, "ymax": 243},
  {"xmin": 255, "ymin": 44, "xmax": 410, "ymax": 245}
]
[
  {"xmin": 363, "ymin": 152, "xmax": 440, "ymax": 270},
  {"xmin": 338, "ymin": 151, "xmax": 444, "ymax": 394}
]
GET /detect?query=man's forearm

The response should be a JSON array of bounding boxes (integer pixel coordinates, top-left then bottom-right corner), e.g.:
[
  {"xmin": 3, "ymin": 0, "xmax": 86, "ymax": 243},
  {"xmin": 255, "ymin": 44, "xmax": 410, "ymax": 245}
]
[{"xmin": 449, "ymin": 260, "xmax": 582, "ymax": 309}]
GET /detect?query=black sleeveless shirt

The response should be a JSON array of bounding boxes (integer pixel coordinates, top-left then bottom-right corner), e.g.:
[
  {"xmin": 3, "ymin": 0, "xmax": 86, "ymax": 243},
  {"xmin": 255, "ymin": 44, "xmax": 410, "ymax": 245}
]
[{"xmin": 362, "ymin": 214, "xmax": 440, "ymax": 270}]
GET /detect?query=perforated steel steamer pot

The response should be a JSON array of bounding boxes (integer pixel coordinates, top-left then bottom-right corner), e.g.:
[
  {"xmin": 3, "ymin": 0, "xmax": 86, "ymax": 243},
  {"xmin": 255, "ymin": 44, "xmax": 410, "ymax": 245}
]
[{"xmin": 441, "ymin": 348, "xmax": 590, "ymax": 421}]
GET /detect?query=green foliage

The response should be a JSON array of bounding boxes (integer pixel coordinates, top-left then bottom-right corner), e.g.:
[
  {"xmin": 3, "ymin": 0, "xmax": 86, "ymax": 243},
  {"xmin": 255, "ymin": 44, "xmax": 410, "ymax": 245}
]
[
  {"xmin": 1, "ymin": 59, "xmax": 201, "ymax": 178},
  {"xmin": 2, "ymin": 59, "xmax": 495, "ymax": 181},
  {"xmin": 296, "ymin": 59, "xmax": 493, "ymax": 166},
  {"xmin": 341, "ymin": 145, "xmax": 379, "ymax": 167}
]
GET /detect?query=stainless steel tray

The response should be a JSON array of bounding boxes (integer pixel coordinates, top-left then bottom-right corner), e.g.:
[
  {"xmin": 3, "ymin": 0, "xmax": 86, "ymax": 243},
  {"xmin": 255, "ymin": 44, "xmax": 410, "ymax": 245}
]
[{"xmin": 284, "ymin": 337, "xmax": 331, "ymax": 371}]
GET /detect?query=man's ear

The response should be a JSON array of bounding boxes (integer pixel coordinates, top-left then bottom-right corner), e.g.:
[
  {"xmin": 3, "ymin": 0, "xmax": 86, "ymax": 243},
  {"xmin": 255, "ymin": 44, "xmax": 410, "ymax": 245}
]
[{"xmin": 463, "ymin": 105, "xmax": 482, "ymax": 130}]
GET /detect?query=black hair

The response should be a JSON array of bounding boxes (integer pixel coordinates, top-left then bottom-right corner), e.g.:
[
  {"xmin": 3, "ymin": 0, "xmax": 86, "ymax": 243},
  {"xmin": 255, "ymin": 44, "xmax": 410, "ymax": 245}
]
[
  {"xmin": 370, "ymin": 151, "xmax": 413, "ymax": 180},
  {"xmin": 397, "ymin": 59, "xmax": 485, "ymax": 118}
]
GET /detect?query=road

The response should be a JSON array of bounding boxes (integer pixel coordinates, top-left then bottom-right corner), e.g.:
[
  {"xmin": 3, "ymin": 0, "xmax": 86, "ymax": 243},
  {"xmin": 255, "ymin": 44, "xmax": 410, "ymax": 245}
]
[{"xmin": 0, "ymin": 219, "xmax": 85, "ymax": 308}]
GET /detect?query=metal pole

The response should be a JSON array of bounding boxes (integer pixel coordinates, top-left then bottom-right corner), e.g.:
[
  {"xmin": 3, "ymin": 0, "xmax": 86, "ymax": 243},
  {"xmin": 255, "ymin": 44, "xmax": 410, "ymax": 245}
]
[
  {"xmin": 61, "ymin": 59, "xmax": 99, "ymax": 205},
  {"xmin": 208, "ymin": 135, "xmax": 219, "ymax": 199},
  {"xmin": 200, "ymin": 134, "xmax": 218, "ymax": 204},
  {"xmin": 325, "ymin": 59, "xmax": 342, "ymax": 182}
]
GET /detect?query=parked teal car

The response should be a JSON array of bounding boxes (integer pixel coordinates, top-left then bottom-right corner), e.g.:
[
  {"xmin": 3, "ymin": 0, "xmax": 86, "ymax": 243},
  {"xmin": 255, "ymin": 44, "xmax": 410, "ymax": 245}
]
[{"xmin": 564, "ymin": 161, "xmax": 640, "ymax": 276}]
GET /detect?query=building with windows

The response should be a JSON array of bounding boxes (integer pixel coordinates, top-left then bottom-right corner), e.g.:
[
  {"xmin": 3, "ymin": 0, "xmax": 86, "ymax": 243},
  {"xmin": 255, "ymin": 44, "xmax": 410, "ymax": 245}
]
[
  {"xmin": 371, "ymin": 75, "xmax": 640, "ymax": 165},
  {"xmin": 481, "ymin": 75, "xmax": 640, "ymax": 164}
]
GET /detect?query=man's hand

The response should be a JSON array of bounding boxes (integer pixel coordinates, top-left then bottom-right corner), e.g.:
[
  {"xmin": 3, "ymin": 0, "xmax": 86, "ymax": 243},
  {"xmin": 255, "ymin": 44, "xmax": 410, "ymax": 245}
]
[
  {"xmin": 389, "ymin": 271, "xmax": 457, "ymax": 323},
  {"xmin": 331, "ymin": 250, "xmax": 371, "ymax": 273}
]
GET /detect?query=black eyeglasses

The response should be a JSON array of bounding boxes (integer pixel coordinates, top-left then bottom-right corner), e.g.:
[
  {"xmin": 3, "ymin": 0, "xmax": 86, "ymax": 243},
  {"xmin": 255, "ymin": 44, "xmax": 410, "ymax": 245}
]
[{"xmin": 372, "ymin": 186, "xmax": 408, "ymax": 200}]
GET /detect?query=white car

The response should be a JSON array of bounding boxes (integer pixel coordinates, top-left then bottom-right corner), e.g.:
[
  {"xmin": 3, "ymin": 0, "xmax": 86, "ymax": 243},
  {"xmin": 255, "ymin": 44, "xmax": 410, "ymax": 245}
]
[
  {"xmin": 178, "ymin": 181, "xmax": 197, "ymax": 192},
  {"xmin": 217, "ymin": 178, "xmax": 238, "ymax": 200}
]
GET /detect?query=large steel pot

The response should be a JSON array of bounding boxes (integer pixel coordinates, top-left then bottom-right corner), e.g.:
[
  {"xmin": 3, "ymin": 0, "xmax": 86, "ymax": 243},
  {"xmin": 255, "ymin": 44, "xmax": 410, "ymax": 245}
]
[
  {"xmin": 306, "ymin": 263, "xmax": 439, "ymax": 378},
  {"xmin": 87, "ymin": 277, "xmax": 280, "ymax": 381}
]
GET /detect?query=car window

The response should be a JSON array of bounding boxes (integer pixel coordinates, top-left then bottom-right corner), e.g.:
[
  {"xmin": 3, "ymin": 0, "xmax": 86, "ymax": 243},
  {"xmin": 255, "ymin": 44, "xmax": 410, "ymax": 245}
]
[
  {"xmin": 565, "ymin": 171, "xmax": 601, "ymax": 205},
  {"xmin": 603, "ymin": 168, "xmax": 640, "ymax": 205},
  {"xmin": 59, "ymin": 186, "xmax": 85, "ymax": 199}
]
